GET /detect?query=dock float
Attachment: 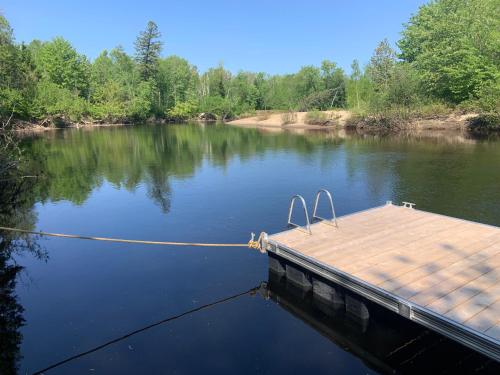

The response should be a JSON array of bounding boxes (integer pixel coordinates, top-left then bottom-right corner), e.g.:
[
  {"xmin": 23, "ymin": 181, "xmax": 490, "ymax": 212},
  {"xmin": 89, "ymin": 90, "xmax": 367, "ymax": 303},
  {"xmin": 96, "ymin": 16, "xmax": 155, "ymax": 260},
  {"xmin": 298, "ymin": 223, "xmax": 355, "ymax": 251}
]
[
  {"xmin": 265, "ymin": 195, "xmax": 500, "ymax": 361},
  {"xmin": 263, "ymin": 273, "xmax": 497, "ymax": 372}
]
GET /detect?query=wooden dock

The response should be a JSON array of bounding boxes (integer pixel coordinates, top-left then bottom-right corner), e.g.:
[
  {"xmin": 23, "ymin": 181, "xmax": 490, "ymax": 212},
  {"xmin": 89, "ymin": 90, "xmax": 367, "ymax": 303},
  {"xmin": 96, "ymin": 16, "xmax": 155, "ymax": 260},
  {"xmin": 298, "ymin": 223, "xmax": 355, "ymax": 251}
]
[{"xmin": 266, "ymin": 202, "xmax": 500, "ymax": 360}]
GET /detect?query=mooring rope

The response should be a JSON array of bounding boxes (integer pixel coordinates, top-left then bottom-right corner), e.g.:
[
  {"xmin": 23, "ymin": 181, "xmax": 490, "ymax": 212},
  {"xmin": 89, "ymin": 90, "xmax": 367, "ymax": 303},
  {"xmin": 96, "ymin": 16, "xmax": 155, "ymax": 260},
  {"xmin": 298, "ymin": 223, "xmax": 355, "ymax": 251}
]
[
  {"xmin": 32, "ymin": 284, "xmax": 264, "ymax": 374},
  {"xmin": 0, "ymin": 226, "xmax": 266, "ymax": 251}
]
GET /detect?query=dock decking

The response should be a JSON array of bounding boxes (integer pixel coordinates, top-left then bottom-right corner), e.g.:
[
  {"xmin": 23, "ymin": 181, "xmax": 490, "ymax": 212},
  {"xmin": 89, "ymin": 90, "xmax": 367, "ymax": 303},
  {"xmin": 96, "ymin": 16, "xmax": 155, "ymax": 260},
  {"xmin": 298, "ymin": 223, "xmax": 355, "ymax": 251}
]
[{"xmin": 267, "ymin": 202, "xmax": 500, "ymax": 360}]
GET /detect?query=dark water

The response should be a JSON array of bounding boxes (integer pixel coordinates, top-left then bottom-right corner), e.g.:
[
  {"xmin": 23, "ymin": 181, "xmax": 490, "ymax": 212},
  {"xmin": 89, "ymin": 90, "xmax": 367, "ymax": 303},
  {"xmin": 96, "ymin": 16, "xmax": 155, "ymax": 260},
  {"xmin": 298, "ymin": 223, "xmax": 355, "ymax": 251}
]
[{"xmin": 3, "ymin": 124, "xmax": 500, "ymax": 374}]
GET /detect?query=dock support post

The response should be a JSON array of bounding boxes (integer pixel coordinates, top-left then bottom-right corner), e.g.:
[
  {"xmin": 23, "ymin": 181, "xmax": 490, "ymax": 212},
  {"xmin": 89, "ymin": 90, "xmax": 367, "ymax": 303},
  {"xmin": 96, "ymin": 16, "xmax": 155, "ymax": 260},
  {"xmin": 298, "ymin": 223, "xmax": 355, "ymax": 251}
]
[
  {"xmin": 268, "ymin": 253, "xmax": 285, "ymax": 275},
  {"xmin": 345, "ymin": 294, "xmax": 370, "ymax": 320},
  {"xmin": 285, "ymin": 264, "xmax": 312, "ymax": 290},
  {"xmin": 312, "ymin": 278, "xmax": 344, "ymax": 307}
]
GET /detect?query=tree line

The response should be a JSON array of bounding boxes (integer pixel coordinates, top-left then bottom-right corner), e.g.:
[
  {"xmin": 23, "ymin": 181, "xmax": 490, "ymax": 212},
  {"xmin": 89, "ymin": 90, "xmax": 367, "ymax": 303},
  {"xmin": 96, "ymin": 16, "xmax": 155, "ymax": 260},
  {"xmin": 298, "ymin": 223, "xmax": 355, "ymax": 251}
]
[{"xmin": 0, "ymin": 0, "xmax": 498, "ymax": 126}]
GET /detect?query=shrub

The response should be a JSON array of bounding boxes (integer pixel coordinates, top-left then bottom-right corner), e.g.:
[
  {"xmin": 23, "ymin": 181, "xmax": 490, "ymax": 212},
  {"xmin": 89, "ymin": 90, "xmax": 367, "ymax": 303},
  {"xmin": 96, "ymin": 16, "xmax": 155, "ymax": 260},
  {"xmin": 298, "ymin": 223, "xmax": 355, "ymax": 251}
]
[
  {"xmin": 281, "ymin": 111, "xmax": 297, "ymax": 125},
  {"xmin": 89, "ymin": 101, "xmax": 128, "ymax": 123},
  {"xmin": 128, "ymin": 80, "xmax": 154, "ymax": 120},
  {"xmin": 305, "ymin": 110, "xmax": 328, "ymax": 125},
  {"xmin": 167, "ymin": 100, "xmax": 198, "ymax": 121},
  {"xmin": 414, "ymin": 102, "xmax": 452, "ymax": 118},
  {"xmin": 346, "ymin": 107, "xmax": 413, "ymax": 129},
  {"xmin": 384, "ymin": 63, "xmax": 423, "ymax": 108},
  {"xmin": 464, "ymin": 80, "xmax": 500, "ymax": 113},
  {"xmin": 0, "ymin": 87, "xmax": 28, "ymax": 121},
  {"xmin": 468, "ymin": 113, "xmax": 500, "ymax": 133},
  {"xmin": 199, "ymin": 96, "xmax": 235, "ymax": 120},
  {"xmin": 32, "ymin": 80, "xmax": 88, "ymax": 122},
  {"xmin": 236, "ymin": 109, "xmax": 256, "ymax": 119}
]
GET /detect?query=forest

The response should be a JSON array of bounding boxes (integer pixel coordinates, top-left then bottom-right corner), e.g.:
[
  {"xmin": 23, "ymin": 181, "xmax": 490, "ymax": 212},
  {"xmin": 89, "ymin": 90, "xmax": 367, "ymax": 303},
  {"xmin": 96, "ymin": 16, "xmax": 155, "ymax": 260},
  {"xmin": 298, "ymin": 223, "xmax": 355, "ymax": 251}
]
[{"xmin": 0, "ymin": 0, "xmax": 498, "ymax": 127}]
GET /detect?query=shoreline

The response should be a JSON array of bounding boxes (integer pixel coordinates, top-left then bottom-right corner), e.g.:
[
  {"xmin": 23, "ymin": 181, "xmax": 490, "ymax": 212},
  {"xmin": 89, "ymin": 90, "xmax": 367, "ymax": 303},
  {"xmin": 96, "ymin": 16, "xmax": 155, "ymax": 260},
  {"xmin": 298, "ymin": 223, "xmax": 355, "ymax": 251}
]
[
  {"xmin": 226, "ymin": 110, "xmax": 350, "ymax": 130},
  {"xmin": 225, "ymin": 110, "xmax": 479, "ymax": 132},
  {"xmin": 7, "ymin": 110, "xmax": 490, "ymax": 135},
  {"xmin": 11, "ymin": 121, "xmax": 134, "ymax": 133}
]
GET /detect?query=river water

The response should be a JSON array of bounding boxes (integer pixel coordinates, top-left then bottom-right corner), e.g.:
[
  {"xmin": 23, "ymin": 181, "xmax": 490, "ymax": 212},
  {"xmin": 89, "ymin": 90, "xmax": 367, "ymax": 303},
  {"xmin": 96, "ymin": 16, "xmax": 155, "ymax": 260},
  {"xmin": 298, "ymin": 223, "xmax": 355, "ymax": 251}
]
[{"xmin": 4, "ymin": 123, "xmax": 500, "ymax": 374}]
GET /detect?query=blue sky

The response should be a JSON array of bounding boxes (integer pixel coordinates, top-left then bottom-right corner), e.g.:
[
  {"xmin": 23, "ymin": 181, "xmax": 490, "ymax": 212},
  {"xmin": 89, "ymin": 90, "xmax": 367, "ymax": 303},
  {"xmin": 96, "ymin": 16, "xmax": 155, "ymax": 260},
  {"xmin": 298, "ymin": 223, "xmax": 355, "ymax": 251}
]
[{"xmin": 2, "ymin": 0, "xmax": 428, "ymax": 74}]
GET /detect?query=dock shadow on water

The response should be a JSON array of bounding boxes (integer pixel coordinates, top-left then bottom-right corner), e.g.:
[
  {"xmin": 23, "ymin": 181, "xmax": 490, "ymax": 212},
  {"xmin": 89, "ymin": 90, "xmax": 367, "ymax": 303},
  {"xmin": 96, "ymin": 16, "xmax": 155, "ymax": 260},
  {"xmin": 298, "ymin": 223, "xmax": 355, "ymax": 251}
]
[
  {"xmin": 266, "ymin": 258, "xmax": 500, "ymax": 374},
  {"xmin": 1, "ymin": 123, "xmax": 499, "ymax": 374}
]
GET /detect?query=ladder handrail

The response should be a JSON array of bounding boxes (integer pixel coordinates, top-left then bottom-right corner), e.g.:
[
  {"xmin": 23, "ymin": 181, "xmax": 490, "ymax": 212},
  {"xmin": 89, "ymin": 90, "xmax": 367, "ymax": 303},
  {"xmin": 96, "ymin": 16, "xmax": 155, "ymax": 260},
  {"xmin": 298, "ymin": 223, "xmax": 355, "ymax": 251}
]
[
  {"xmin": 312, "ymin": 189, "xmax": 338, "ymax": 227},
  {"xmin": 287, "ymin": 195, "xmax": 312, "ymax": 234}
]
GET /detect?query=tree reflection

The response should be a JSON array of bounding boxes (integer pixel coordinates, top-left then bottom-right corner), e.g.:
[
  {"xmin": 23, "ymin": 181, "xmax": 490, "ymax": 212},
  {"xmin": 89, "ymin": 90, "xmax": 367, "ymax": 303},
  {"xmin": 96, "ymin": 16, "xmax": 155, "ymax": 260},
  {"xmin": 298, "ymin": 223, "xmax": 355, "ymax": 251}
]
[
  {"xmin": 2, "ymin": 124, "xmax": 500, "ymax": 373},
  {"xmin": 0, "ymin": 248, "xmax": 24, "ymax": 375},
  {"xmin": 0, "ymin": 133, "xmax": 47, "ymax": 375},
  {"xmin": 20, "ymin": 124, "xmax": 338, "ymax": 212}
]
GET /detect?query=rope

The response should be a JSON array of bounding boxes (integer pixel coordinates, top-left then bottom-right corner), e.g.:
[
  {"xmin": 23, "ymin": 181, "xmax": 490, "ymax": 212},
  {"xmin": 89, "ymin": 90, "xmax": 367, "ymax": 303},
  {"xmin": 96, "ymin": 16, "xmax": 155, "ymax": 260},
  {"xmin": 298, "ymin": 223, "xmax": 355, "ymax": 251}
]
[
  {"xmin": 0, "ymin": 226, "xmax": 266, "ymax": 251},
  {"xmin": 32, "ymin": 284, "xmax": 264, "ymax": 374}
]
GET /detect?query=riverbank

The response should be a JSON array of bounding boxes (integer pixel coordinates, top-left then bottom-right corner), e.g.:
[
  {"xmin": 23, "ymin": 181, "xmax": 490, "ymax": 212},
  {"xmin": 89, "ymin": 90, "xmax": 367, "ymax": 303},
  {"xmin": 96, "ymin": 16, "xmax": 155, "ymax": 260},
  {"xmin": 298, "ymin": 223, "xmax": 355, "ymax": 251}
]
[
  {"xmin": 226, "ymin": 111, "xmax": 351, "ymax": 129},
  {"xmin": 8, "ymin": 110, "xmax": 498, "ymax": 135},
  {"xmin": 225, "ymin": 110, "xmax": 483, "ymax": 132},
  {"xmin": 11, "ymin": 121, "xmax": 131, "ymax": 133}
]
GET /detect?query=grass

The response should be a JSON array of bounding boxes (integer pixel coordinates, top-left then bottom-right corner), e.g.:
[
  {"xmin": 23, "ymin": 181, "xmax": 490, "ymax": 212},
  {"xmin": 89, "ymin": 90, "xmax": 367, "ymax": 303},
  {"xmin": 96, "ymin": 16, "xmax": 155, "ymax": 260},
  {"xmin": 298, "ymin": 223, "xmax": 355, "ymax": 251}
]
[
  {"xmin": 304, "ymin": 110, "xmax": 341, "ymax": 126},
  {"xmin": 236, "ymin": 110, "xmax": 256, "ymax": 119},
  {"xmin": 281, "ymin": 111, "xmax": 297, "ymax": 125},
  {"xmin": 304, "ymin": 110, "xmax": 328, "ymax": 125},
  {"xmin": 412, "ymin": 103, "xmax": 453, "ymax": 118}
]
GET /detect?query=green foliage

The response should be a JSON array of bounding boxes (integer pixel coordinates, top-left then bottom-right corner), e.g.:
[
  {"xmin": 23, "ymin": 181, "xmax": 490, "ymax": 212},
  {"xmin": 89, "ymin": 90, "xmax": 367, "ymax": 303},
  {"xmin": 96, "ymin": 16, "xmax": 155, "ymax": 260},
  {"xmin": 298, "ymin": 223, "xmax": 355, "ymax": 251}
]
[
  {"xmin": 320, "ymin": 60, "xmax": 346, "ymax": 107},
  {"xmin": 88, "ymin": 48, "xmax": 139, "ymax": 121},
  {"xmin": 367, "ymin": 39, "xmax": 396, "ymax": 91},
  {"xmin": 157, "ymin": 56, "xmax": 197, "ymax": 111},
  {"xmin": 198, "ymin": 95, "xmax": 234, "ymax": 120},
  {"xmin": 200, "ymin": 63, "xmax": 231, "ymax": 98},
  {"xmin": 35, "ymin": 37, "xmax": 90, "ymax": 96},
  {"xmin": 2, "ymin": 4, "xmax": 499, "ymax": 128},
  {"xmin": 356, "ymin": 42, "xmax": 426, "ymax": 115},
  {"xmin": 384, "ymin": 63, "xmax": 423, "ymax": 107},
  {"xmin": 230, "ymin": 71, "xmax": 260, "ymax": 109},
  {"xmin": 129, "ymin": 80, "xmax": 155, "ymax": 120},
  {"xmin": 468, "ymin": 113, "xmax": 500, "ymax": 132},
  {"xmin": 398, "ymin": 0, "xmax": 499, "ymax": 104},
  {"xmin": 134, "ymin": 21, "xmax": 162, "ymax": 80},
  {"xmin": 257, "ymin": 62, "xmax": 346, "ymax": 112},
  {"xmin": 167, "ymin": 100, "xmax": 198, "ymax": 121},
  {"xmin": 0, "ymin": 14, "xmax": 13, "ymax": 45},
  {"xmin": 346, "ymin": 60, "xmax": 375, "ymax": 112},
  {"xmin": 294, "ymin": 66, "xmax": 322, "ymax": 99},
  {"xmin": 32, "ymin": 80, "xmax": 88, "ymax": 122},
  {"xmin": 466, "ymin": 78, "xmax": 500, "ymax": 112},
  {"xmin": 88, "ymin": 80, "xmax": 128, "ymax": 122},
  {"xmin": 0, "ymin": 16, "xmax": 36, "ymax": 120}
]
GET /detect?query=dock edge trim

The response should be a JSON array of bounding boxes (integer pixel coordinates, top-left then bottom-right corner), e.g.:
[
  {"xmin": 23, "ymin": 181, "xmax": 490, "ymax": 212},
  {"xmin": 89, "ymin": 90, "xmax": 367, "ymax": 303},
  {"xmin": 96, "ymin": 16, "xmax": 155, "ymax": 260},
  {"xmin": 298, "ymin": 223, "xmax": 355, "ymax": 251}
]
[{"xmin": 267, "ymin": 240, "xmax": 500, "ymax": 361}]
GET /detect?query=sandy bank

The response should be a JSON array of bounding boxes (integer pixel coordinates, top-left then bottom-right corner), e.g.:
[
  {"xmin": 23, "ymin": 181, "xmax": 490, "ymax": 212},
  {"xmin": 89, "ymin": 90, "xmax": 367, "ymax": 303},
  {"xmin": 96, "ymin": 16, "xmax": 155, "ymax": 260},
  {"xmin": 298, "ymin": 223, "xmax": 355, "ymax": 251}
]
[
  {"xmin": 226, "ymin": 110, "xmax": 478, "ymax": 131},
  {"xmin": 226, "ymin": 110, "xmax": 351, "ymax": 129}
]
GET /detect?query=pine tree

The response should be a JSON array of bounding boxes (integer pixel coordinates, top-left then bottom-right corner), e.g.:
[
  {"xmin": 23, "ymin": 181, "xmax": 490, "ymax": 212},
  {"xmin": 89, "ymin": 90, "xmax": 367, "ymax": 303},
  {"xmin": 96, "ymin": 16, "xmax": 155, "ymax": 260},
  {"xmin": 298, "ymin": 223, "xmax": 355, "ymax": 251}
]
[
  {"xmin": 134, "ymin": 21, "xmax": 162, "ymax": 80},
  {"xmin": 368, "ymin": 39, "xmax": 396, "ymax": 91}
]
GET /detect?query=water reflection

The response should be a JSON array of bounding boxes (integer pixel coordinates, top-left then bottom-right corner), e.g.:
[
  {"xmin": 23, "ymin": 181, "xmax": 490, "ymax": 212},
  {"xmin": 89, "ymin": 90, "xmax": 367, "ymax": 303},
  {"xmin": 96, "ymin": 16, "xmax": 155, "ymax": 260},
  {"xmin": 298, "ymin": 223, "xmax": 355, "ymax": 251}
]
[
  {"xmin": 3, "ymin": 123, "xmax": 500, "ymax": 373},
  {"xmin": 265, "ymin": 270, "xmax": 499, "ymax": 374},
  {"xmin": 0, "ymin": 249, "xmax": 24, "ymax": 375},
  {"xmin": 0, "ymin": 156, "xmax": 47, "ymax": 374},
  {"xmin": 19, "ymin": 124, "xmax": 500, "ymax": 225}
]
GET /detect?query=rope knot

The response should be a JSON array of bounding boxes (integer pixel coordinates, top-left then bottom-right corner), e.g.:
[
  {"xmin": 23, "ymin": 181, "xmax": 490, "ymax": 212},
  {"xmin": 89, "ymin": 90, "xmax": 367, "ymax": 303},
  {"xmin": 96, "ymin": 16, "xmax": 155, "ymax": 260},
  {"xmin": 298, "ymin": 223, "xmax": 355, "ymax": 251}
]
[{"xmin": 248, "ymin": 232, "xmax": 267, "ymax": 253}]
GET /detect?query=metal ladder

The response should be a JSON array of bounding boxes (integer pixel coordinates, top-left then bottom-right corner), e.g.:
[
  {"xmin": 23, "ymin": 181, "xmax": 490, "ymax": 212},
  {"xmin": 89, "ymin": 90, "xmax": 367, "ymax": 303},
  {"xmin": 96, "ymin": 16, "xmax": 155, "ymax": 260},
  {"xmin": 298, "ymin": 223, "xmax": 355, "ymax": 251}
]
[
  {"xmin": 287, "ymin": 189, "xmax": 338, "ymax": 234},
  {"xmin": 287, "ymin": 195, "xmax": 312, "ymax": 234},
  {"xmin": 312, "ymin": 189, "xmax": 338, "ymax": 227}
]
